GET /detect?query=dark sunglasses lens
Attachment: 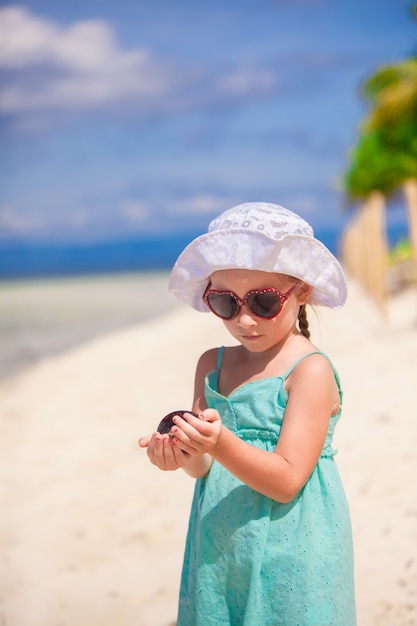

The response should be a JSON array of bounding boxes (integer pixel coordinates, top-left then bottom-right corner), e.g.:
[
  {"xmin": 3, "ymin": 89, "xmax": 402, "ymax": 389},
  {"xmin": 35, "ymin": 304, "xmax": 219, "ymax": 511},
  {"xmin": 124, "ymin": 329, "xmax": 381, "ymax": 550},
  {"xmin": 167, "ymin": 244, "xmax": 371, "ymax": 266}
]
[
  {"xmin": 207, "ymin": 293, "xmax": 238, "ymax": 319},
  {"xmin": 247, "ymin": 292, "xmax": 282, "ymax": 318}
]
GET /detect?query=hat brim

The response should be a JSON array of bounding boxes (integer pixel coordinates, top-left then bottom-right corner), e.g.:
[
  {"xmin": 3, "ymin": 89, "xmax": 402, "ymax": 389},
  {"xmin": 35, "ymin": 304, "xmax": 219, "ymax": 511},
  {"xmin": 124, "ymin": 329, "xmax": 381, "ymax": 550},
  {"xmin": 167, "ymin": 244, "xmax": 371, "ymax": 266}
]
[{"xmin": 169, "ymin": 228, "xmax": 347, "ymax": 311}]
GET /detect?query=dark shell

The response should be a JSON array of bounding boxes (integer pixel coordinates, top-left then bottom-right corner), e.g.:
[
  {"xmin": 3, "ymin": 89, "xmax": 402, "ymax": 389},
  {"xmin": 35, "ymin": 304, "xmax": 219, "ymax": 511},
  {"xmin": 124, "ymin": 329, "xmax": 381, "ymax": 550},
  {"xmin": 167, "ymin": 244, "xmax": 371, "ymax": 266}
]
[{"xmin": 157, "ymin": 410, "xmax": 199, "ymax": 435}]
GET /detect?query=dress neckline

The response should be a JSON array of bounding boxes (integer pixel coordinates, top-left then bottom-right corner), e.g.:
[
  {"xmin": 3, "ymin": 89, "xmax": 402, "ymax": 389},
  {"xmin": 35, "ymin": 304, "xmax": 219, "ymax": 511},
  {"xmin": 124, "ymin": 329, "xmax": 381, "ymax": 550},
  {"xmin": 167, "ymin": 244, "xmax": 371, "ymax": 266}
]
[
  {"xmin": 209, "ymin": 347, "xmax": 328, "ymax": 399},
  {"xmin": 207, "ymin": 368, "xmax": 286, "ymax": 400}
]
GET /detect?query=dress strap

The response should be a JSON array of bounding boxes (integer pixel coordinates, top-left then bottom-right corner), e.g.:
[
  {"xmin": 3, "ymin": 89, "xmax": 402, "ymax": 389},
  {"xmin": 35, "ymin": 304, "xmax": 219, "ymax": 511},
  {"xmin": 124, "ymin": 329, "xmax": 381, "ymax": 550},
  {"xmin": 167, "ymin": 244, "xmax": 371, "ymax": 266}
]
[
  {"xmin": 283, "ymin": 351, "xmax": 342, "ymax": 396},
  {"xmin": 282, "ymin": 351, "xmax": 321, "ymax": 379},
  {"xmin": 216, "ymin": 346, "xmax": 225, "ymax": 371}
]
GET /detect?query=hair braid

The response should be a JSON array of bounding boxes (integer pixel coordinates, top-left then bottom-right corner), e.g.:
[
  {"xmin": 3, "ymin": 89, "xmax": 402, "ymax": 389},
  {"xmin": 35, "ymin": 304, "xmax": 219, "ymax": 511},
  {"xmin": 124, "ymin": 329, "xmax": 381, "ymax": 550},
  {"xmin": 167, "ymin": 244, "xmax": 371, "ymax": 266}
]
[{"xmin": 298, "ymin": 305, "xmax": 310, "ymax": 339}]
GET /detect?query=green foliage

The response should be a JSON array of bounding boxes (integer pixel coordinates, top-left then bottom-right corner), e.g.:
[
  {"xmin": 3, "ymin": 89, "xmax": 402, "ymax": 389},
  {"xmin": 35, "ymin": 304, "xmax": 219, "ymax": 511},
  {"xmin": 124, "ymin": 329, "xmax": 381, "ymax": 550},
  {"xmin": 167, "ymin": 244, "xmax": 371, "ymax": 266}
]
[
  {"xmin": 344, "ymin": 130, "xmax": 402, "ymax": 199},
  {"xmin": 363, "ymin": 57, "xmax": 417, "ymax": 116},
  {"xmin": 343, "ymin": 55, "xmax": 417, "ymax": 201},
  {"xmin": 388, "ymin": 238, "xmax": 414, "ymax": 265}
]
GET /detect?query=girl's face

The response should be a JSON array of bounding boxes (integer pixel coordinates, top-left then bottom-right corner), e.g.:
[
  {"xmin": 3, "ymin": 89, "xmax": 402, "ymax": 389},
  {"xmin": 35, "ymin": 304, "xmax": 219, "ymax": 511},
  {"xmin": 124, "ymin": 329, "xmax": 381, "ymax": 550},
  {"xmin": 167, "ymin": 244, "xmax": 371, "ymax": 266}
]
[{"xmin": 208, "ymin": 269, "xmax": 312, "ymax": 353}]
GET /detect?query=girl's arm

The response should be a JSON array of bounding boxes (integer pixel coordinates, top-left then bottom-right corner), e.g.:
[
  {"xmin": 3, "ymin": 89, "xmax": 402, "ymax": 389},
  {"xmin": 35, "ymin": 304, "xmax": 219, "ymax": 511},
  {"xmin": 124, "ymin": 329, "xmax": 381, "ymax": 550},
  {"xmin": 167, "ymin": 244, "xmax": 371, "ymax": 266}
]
[
  {"xmin": 139, "ymin": 349, "xmax": 218, "ymax": 478},
  {"xmin": 171, "ymin": 353, "xmax": 339, "ymax": 503},
  {"xmin": 179, "ymin": 348, "xmax": 217, "ymax": 478}
]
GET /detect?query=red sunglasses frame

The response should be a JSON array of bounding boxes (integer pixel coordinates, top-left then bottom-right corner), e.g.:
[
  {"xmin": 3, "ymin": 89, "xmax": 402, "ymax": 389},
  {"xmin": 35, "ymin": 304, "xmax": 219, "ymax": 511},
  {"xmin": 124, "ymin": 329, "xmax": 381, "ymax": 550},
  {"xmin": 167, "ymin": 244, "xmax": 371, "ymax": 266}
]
[{"xmin": 202, "ymin": 282, "xmax": 299, "ymax": 320}]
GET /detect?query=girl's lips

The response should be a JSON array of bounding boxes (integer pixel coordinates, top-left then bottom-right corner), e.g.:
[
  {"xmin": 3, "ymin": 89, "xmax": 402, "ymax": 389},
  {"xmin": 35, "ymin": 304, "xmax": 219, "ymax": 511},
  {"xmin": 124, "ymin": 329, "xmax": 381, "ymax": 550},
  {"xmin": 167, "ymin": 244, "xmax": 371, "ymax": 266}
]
[{"xmin": 240, "ymin": 334, "xmax": 261, "ymax": 341}]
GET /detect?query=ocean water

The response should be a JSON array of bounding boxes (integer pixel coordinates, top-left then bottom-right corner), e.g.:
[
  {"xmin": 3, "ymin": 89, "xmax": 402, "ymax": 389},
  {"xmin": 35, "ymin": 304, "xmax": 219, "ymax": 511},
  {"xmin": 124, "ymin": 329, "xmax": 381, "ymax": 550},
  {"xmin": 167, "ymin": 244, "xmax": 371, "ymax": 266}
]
[
  {"xmin": 0, "ymin": 227, "xmax": 345, "ymax": 281},
  {"xmin": 0, "ymin": 270, "xmax": 182, "ymax": 381},
  {"xmin": 0, "ymin": 215, "xmax": 410, "ymax": 381}
]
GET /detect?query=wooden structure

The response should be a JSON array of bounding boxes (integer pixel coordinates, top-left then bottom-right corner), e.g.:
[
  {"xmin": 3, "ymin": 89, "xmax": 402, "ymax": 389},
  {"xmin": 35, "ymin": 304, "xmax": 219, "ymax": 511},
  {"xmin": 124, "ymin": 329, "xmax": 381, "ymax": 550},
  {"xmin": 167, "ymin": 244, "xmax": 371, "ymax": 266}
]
[
  {"xmin": 340, "ymin": 191, "xmax": 389, "ymax": 317},
  {"xmin": 340, "ymin": 184, "xmax": 417, "ymax": 317},
  {"xmin": 404, "ymin": 179, "xmax": 417, "ymax": 262}
]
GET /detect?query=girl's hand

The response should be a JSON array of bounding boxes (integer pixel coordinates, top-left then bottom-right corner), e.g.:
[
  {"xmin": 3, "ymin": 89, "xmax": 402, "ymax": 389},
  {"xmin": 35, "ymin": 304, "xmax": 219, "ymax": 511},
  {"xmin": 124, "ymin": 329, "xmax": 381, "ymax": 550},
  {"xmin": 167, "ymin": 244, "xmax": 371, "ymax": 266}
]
[
  {"xmin": 171, "ymin": 409, "xmax": 223, "ymax": 456},
  {"xmin": 138, "ymin": 432, "xmax": 190, "ymax": 471}
]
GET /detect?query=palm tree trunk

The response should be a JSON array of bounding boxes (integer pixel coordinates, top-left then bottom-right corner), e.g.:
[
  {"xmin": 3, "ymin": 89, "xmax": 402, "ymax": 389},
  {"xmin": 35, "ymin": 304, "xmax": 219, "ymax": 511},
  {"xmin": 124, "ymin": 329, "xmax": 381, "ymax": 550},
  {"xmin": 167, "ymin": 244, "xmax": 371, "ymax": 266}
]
[
  {"xmin": 403, "ymin": 178, "xmax": 417, "ymax": 262},
  {"xmin": 340, "ymin": 191, "xmax": 389, "ymax": 316}
]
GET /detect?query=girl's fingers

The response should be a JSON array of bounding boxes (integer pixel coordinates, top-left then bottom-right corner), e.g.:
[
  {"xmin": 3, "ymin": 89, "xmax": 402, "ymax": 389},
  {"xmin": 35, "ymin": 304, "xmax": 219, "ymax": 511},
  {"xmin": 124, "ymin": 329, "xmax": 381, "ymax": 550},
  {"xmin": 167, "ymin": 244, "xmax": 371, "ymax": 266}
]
[
  {"xmin": 161, "ymin": 435, "xmax": 176, "ymax": 467},
  {"xmin": 138, "ymin": 434, "xmax": 152, "ymax": 448},
  {"xmin": 139, "ymin": 413, "xmax": 213, "ymax": 466},
  {"xmin": 147, "ymin": 432, "xmax": 189, "ymax": 470},
  {"xmin": 200, "ymin": 408, "xmax": 221, "ymax": 423},
  {"xmin": 151, "ymin": 433, "xmax": 169, "ymax": 465},
  {"xmin": 173, "ymin": 436, "xmax": 199, "ymax": 455},
  {"xmin": 172, "ymin": 413, "xmax": 205, "ymax": 439}
]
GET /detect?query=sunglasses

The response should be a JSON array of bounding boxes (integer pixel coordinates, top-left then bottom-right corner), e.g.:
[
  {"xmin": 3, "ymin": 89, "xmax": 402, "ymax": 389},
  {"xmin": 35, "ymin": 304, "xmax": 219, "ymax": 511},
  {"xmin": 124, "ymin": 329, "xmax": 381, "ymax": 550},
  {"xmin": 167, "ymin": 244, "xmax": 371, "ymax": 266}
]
[{"xmin": 203, "ymin": 282, "xmax": 299, "ymax": 320}]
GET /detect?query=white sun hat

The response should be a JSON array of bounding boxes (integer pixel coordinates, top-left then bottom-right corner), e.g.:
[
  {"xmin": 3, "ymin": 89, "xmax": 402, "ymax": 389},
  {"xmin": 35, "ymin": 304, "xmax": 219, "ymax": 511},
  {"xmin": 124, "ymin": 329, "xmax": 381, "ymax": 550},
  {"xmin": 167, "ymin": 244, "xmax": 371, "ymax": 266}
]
[{"xmin": 169, "ymin": 202, "xmax": 347, "ymax": 311}]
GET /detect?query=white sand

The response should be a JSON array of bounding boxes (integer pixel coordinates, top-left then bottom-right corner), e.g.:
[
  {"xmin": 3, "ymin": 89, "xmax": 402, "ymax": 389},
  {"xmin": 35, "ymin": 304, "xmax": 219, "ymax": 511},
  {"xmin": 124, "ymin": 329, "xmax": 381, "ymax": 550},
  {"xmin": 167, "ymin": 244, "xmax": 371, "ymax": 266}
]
[{"xmin": 1, "ymin": 280, "xmax": 416, "ymax": 626}]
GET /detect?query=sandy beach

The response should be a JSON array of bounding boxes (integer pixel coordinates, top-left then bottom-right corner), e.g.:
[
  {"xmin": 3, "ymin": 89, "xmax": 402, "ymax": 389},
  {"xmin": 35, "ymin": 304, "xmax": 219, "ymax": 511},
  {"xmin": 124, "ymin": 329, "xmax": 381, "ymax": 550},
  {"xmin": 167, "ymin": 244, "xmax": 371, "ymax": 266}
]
[{"xmin": 1, "ymin": 278, "xmax": 416, "ymax": 626}]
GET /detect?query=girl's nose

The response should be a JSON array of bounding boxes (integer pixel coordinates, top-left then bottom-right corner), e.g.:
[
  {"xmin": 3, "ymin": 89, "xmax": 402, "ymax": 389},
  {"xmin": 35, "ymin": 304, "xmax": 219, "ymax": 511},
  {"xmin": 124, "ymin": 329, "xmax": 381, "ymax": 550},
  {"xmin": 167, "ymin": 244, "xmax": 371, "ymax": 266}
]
[{"xmin": 236, "ymin": 309, "xmax": 257, "ymax": 328}]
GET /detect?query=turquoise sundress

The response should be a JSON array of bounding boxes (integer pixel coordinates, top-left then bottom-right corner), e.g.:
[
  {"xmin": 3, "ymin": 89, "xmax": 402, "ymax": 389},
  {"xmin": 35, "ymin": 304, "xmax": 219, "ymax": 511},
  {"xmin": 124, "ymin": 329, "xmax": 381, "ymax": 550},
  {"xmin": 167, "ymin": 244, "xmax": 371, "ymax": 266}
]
[{"xmin": 177, "ymin": 347, "xmax": 356, "ymax": 626}]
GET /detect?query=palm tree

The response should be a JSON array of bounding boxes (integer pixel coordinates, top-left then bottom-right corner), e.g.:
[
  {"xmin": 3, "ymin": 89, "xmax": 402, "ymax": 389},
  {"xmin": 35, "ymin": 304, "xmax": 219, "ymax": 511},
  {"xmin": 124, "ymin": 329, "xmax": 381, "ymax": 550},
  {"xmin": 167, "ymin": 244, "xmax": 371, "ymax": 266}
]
[
  {"xmin": 363, "ymin": 58, "xmax": 417, "ymax": 126},
  {"xmin": 344, "ymin": 126, "xmax": 407, "ymax": 200},
  {"xmin": 342, "ymin": 55, "xmax": 417, "ymax": 307},
  {"xmin": 362, "ymin": 57, "xmax": 417, "ymax": 260}
]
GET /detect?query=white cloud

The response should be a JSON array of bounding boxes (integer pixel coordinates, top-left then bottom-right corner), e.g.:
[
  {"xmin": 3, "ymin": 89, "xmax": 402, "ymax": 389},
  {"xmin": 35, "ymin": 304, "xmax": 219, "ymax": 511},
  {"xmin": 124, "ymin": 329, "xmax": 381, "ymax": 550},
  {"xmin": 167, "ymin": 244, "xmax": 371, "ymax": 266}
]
[
  {"xmin": 217, "ymin": 65, "xmax": 278, "ymax": 99},
  {"xmin": 0, "ymin": 205, "xmax": 43, "ymax": 234},
  {"xmin": 170, "ymin": 195, "xmax": 230, "ymax": 216},
  {"xmin": 69, "ymin": 209, "xmax": 92, "ymax": 229},
  {"xmin": 0, "ymin": 204, "xmax": 98, "ymax": 238},
  {"xmin": 0, "ymin": 6, "xmax": 280, "ymax": 123},
  {"xmin": 120, "ymin": 195, "xmax": 227, "ymax": 225},
  {"xmin": 289, "ymin": 195, "xmax": 318, "ymax": 213},
  {"xmin": 0, "ymin": 6, "xmax": 186, "ymax": 115},
  {"xmin": 0, "ymin": 6, "xmax": 142, "ymax": 72},
  {"xmin": 120, "ymin": 200, "xmax": 150, "ymax": 223}
]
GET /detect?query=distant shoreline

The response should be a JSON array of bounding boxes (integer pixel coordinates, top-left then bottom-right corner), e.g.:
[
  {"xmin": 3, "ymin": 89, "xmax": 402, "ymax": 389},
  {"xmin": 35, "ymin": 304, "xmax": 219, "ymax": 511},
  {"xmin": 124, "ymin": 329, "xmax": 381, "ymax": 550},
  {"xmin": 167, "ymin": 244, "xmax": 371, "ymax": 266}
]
[
  {"xmin": 0, "ymin": 218, "xmax": 409, "ymax": 281},
  {"xmin": 0, "ymin": 270, "xmax": 182, "ymax": 381}
]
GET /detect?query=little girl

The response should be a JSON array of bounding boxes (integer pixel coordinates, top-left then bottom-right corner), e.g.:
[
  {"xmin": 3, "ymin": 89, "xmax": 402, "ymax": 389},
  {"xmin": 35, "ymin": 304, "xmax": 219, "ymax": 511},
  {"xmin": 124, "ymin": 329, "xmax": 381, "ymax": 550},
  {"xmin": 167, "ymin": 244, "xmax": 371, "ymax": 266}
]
[{"xmin": 139, "ymin": 202, "xmax": 356, "ymax": 625}]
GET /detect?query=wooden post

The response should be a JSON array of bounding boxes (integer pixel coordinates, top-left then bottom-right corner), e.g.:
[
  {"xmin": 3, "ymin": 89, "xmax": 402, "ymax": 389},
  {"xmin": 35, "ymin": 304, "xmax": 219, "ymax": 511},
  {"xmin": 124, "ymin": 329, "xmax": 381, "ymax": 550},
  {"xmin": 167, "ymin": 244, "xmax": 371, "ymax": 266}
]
[
  {"xmin": 403, "ymin": 179, "xmax": 417, "ymax": 263},
  {"xmin": 340, "ymin": 191, "xmax": 389, "ymax": 317}
]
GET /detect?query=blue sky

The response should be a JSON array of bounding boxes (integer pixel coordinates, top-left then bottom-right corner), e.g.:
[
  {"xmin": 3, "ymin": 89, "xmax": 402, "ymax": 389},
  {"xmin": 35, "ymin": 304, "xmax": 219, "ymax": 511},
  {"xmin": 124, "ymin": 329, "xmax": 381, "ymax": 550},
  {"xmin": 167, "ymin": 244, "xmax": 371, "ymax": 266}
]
[{"xmin": 1, "ymin": 0, "xmax": 416, "ymax": 246}]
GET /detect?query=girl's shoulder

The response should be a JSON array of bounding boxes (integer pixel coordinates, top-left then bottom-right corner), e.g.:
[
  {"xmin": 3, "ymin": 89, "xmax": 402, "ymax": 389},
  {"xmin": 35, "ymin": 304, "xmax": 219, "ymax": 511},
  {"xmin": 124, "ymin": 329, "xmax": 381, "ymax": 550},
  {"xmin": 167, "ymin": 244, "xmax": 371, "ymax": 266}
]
[
  {"xmin": 197, "ymin": 345, "xmax": 240, "ymax": 369},
  {"xmin": 286, "ymin": 350, "xmax": 335, "ymax": 379},
  {"xmin": 195, "ymin": 346, "xmax": 242, "ymax": 390},
  {"xmin": 285, "ymin": 350, "xmax": 341, "ymax": 408},
  {"xmin": 195, "ymin": 347, "xmax": 221, "ymax": 379}
]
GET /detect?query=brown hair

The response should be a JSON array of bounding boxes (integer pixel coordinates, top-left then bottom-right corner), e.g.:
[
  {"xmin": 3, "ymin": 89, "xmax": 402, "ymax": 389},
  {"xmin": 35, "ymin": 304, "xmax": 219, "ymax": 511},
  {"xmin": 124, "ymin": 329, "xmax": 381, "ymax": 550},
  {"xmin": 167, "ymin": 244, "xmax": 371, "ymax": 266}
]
[
  {"xmin": 298, "ymin": 304, "xmax": 310, "ymax": 339},
  {"xmin": 285, "ymin": 274, "xmax": 311, "ymax": 339}
]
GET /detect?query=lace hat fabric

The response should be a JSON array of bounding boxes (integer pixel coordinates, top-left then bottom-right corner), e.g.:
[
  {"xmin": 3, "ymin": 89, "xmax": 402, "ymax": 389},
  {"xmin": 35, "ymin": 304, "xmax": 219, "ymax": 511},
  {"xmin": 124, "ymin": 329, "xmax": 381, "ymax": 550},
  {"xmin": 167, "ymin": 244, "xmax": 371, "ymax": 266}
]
[{"xmin": 169, "ymin": 202, "xmax": 348, "ymax": 310}]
